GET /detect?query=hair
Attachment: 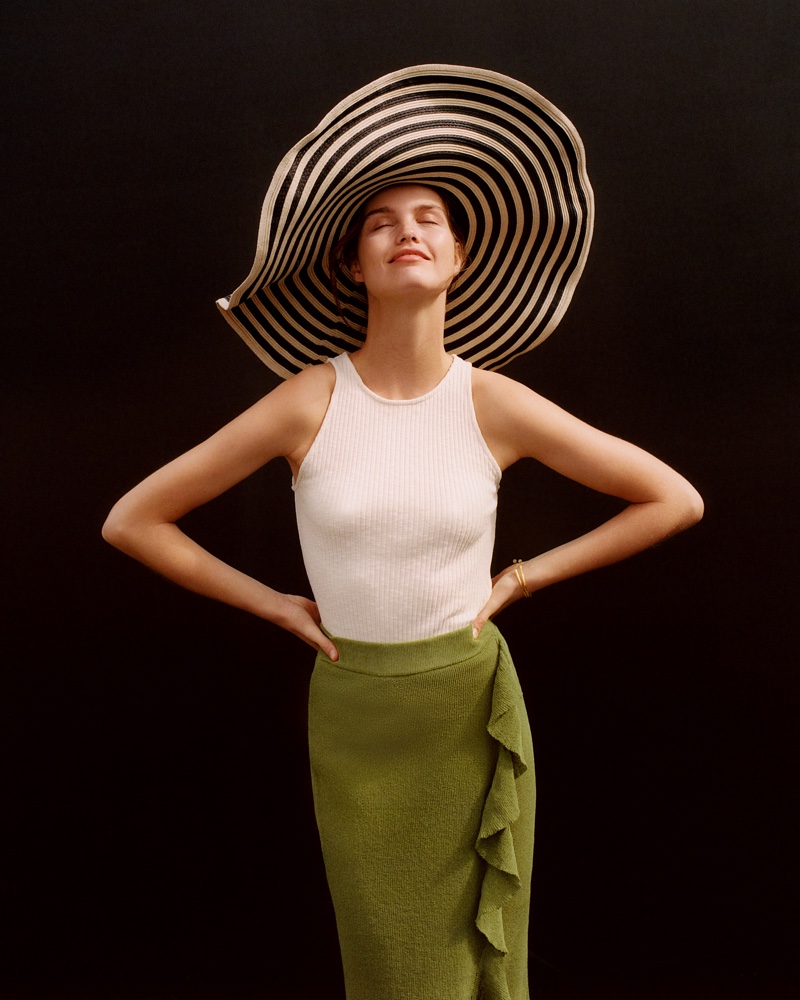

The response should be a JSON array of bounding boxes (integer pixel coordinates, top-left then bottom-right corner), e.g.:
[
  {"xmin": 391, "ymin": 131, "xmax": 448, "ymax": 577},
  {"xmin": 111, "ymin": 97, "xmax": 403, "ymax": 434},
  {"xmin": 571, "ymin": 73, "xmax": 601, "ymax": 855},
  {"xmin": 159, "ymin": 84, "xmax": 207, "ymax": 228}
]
[{"xmin": 327, "ymin": 184, "xmax": 471, "ymax": 329}]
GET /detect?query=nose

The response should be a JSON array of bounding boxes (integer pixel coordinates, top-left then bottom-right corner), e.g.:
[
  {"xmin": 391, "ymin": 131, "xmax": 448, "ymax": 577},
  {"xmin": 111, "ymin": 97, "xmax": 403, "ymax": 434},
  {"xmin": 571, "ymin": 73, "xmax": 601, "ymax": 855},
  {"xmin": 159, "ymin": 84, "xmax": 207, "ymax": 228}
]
[{"xmin": 397, "ymin": 217, "xmax": 420, "ymax": 243}]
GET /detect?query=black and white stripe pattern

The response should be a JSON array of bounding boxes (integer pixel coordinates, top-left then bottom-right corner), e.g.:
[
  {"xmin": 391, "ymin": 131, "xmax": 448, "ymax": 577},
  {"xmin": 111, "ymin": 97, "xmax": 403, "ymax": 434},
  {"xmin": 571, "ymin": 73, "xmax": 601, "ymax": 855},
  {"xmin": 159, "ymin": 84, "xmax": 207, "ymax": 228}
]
[{"xmin": 217, "ymin": 64, "xmax": 594, "ymax": 379}]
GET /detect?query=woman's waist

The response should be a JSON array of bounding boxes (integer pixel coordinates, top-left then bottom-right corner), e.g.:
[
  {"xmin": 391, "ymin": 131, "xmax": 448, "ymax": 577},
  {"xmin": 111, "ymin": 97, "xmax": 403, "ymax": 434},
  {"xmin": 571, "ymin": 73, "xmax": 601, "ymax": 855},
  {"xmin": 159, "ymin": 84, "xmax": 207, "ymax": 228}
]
[
  {"xmin": 317, "ymin": 620, "xmax": 501, "ymax": 676},
  {"xmin": 305, "ymin": 549, "xmax": 494, "ymax": 645}
]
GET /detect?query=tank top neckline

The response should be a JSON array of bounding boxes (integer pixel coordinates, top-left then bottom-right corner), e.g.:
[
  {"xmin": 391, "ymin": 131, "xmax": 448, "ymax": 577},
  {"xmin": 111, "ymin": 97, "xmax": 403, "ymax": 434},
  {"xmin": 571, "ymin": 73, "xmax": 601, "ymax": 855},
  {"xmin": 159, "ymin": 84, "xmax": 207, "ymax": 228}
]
[{"xmin": 339, "ymin": 351, "xmax": 461, "ymax": 405}]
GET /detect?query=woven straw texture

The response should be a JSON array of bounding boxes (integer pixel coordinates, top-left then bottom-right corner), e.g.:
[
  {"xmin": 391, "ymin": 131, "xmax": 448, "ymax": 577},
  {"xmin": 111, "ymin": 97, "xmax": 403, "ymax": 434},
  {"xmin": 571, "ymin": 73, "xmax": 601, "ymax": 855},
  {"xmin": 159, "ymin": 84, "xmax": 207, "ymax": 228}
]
[{"xmin": 218, "ymin": 63, "xmax": 593, "ymax": 378}]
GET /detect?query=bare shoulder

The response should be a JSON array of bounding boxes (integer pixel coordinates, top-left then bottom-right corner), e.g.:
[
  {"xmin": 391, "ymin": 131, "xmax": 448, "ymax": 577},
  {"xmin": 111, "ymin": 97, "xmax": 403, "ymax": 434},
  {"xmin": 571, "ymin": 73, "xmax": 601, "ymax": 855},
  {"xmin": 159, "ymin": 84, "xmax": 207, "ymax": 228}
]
[
  {"xmin": 471, "ymin": 366, "xmax": 538, "ymax": 407},
  {"xmin": 258, "ymin": 361, "xmax": 336, "ymax": 473},
  {"xmin": 470, "ymin": 366, "xmax": 554, "ymax": 429},
  {"xmin": 267, "ymin": 359, "xmax": 336, "ymax": 411},
  {"xmin": 288, "ymin": 359, "xmax": 337, "ymax": 396},
  {"xmin": 247, "ymin": 360, "xmax": 336, "ymax": 438}
]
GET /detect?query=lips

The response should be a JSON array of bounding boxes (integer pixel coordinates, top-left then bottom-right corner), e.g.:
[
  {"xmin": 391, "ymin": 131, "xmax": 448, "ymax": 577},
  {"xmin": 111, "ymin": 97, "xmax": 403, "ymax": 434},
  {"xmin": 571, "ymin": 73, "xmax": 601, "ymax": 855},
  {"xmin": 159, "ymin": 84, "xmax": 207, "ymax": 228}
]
[{"xmin": 390, "ymin": 249, "xmax": 429, "ymax": 262}]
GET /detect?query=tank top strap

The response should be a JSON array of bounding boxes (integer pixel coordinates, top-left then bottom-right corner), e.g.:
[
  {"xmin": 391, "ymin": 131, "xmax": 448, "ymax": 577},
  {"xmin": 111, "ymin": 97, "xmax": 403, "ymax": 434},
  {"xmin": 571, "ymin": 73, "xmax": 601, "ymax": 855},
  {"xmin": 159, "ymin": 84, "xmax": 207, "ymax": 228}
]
[
  {"xmin": 447, "ymin": 351, "xmax": 472, "ymax": 400},
  {"xmin": 328, "ymin": 350, "xmax": 359, "ymax": 387}
]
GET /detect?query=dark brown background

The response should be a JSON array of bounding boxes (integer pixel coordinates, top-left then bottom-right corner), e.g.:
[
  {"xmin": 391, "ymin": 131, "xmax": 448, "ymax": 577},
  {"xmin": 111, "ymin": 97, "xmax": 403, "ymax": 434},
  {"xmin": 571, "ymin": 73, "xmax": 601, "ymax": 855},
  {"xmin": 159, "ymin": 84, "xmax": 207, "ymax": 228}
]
[{"xmin": 3, "ymin": 1, "xmax": 798, "ymax": 998}]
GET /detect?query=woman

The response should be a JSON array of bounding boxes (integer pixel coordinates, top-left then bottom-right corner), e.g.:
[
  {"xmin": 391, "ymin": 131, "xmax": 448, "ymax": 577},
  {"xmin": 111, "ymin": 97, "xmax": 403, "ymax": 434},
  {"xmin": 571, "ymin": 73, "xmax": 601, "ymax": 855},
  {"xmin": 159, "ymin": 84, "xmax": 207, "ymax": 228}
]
[{"xmin": 104, "ymin": 67, "xmax": 702, "ymax": 1000}]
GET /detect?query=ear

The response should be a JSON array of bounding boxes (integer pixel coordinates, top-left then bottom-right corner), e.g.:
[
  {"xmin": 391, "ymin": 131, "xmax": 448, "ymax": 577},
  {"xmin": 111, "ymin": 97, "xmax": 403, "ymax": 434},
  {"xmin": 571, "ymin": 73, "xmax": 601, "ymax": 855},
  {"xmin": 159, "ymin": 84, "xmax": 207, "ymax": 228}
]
[
  {"xmin": 453, "ymin": 243, "xmax": 465, "ymax": 276},
  {"xmin": 447, "ymin": 243, "xmax": 466, "ymax": 292},
  {"xmin": 349, "ymin": 256, "xmax": 364, "ymax": 283}
]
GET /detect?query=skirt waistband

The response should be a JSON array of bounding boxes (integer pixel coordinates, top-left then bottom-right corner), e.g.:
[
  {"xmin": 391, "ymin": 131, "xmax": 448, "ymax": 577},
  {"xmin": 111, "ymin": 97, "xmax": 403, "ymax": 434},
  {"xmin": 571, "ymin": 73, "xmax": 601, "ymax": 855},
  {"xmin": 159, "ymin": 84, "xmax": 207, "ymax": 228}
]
[{"xmin": 318, "ymin": 621, "xmax": 501, "ymax": 677}]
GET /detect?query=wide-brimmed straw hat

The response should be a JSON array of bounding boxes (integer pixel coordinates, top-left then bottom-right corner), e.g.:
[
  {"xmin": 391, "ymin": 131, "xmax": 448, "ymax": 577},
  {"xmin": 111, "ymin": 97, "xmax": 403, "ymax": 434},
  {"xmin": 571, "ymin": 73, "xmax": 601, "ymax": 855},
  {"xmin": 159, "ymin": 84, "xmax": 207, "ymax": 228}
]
[{"xmin": 217, "ymin": 64, "xmax": 594, "ymax": 379}]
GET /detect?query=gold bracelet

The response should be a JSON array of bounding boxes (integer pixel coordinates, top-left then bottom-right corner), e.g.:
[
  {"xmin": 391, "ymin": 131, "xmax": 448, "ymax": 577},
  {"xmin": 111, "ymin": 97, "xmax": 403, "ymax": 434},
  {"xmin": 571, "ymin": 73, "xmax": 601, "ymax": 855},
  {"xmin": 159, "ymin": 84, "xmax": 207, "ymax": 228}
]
[{"xmin": 513, "ymin": 559, "xmax": 531, "ymax": 598}]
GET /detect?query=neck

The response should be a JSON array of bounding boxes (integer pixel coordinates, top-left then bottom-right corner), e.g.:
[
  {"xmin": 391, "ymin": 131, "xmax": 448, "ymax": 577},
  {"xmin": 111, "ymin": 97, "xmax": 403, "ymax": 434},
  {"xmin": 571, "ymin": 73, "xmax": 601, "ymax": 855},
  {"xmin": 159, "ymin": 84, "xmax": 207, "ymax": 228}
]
[{"xmin": 351, "ymin": 296, "xmax": 451, "ymax": 399}]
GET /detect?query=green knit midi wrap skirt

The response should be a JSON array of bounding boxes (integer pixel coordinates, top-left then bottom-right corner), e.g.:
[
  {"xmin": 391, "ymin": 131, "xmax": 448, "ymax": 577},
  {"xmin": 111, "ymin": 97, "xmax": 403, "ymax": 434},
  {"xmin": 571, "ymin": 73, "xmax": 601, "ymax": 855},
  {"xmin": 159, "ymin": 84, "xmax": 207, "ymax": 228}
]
[{"xmin": 309, "ymin": 621, "xmax": 535, "ymax": 1000}]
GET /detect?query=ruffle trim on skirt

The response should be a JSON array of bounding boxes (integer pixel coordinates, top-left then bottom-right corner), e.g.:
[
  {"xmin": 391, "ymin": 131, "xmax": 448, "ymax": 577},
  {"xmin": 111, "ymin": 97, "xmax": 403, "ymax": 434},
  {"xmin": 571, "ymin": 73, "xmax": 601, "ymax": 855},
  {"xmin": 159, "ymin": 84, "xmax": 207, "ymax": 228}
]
[{"xmin": 474, "ymin": 636, "xmax": 529, "ymax": 1000}]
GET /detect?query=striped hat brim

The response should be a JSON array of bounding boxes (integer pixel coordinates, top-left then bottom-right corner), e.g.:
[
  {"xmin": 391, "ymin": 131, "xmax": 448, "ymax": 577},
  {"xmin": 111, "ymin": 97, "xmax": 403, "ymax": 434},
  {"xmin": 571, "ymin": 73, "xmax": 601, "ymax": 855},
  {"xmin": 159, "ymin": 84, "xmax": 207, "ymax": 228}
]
[{"xmin": 216, "ymin": 64, "xmax": 594, "ymax": 379}]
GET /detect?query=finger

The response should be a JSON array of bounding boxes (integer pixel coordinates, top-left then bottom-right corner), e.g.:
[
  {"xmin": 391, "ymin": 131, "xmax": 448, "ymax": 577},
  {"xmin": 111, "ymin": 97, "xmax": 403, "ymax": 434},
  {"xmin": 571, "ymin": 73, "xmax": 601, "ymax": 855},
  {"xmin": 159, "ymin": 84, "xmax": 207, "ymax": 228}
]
[
  {"xmin": 303, "ymin": 621, "xmax": 338, "ymax": 662},
  {"xmin": 281, "ymin": 596, "xmax": 335, "ymax": 657},
  {"xmin": 294, "ymin": 625, "xmax": 339, "ymax": 662},
  {"xmin": 472, "ymin": 601, "xmax": 494, "ymax": 638}
]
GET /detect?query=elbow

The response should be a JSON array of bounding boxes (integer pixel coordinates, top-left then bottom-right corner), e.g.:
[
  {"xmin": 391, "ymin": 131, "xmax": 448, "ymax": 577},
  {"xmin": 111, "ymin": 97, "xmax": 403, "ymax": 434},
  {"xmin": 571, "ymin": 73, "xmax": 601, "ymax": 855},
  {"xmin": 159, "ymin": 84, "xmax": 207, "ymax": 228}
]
[
  {"xmin": 674, "ymin": 481, "xmax": 704, "ymax": 531},
  {"xmin": 102, "ymin": 493, "xmax": 172, "ymax": 555},
  {"xmin": 102, "ymin": 499, "xmax": 141, "ymax": 552},
  {"xmin": 687, "ymin": 487, "xmax": 704, "ymax": 526},
  {"xmin": 101, "ymin": 504, "xmax": 127, "ymax": 550}
]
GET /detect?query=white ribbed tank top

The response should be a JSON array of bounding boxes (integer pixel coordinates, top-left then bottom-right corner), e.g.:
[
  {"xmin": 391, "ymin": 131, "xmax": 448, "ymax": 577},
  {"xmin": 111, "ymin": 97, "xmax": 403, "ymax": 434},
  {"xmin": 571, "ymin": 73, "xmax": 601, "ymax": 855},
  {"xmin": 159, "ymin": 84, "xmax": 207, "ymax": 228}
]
[{"xmin": 293, "ymin": 352, "xmax": 502, "ymax": 642}]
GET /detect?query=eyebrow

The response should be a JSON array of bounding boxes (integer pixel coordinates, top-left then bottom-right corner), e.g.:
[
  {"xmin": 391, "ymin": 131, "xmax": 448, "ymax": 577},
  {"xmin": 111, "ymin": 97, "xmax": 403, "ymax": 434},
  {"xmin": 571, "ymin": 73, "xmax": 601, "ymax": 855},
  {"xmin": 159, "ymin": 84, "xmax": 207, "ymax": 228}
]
[{"xmin": 363, "ymin": 202, "xmax": 447, "ymax": 220}]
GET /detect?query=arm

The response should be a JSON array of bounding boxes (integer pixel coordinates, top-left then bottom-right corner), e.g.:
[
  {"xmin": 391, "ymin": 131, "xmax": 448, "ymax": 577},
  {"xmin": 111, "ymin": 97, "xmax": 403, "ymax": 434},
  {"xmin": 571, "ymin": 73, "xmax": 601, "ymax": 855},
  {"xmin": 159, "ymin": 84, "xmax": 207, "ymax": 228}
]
[
  {"xmin": 102, "ymin": 363, "xmax": 340, "ymax": 660},
  {"xmin": 471, "ymin": 369, "xmax": 704, "ymax": 635}
]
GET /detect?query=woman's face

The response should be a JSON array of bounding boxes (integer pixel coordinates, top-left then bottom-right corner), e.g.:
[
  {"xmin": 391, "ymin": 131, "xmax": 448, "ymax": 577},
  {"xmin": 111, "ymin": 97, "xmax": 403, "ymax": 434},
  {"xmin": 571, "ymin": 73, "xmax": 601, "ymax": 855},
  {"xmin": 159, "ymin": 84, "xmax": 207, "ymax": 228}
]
[{"xmin": 349, "ymin": 185, "xmax": 463, "ymax": 301}]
